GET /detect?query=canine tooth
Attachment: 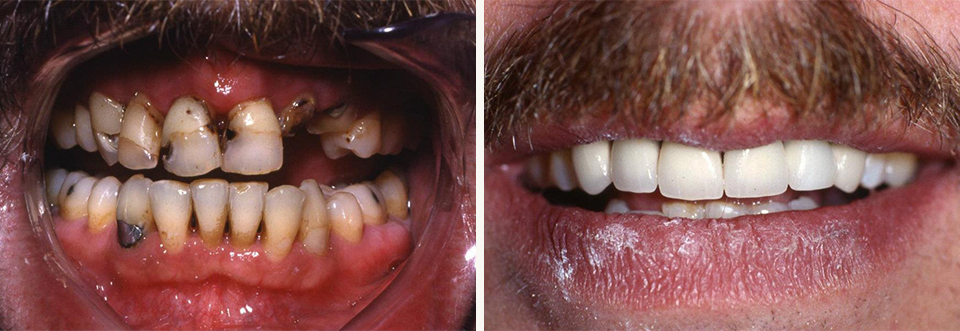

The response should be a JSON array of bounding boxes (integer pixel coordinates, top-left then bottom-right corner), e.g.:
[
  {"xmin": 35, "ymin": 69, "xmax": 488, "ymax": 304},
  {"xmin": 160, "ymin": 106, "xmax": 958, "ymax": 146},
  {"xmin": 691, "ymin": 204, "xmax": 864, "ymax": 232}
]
[
  {"xmin": 160, "ymin": 96, "xmax": 222, "ymax": 177},
  {"xmin": 572, "ymin": 141, "xmax": 612, "ymax": 195},
  {"xmin": 190, "ymin": 179, "xmax": 229, "ymax": 247},
  {"xmin": 340, "ymin": 184, "xmax": 386, "ymax": 225},
  {"xmin": 51, "ymin": 110, "xmax": 78, "ymax": 149},
  {"xmin": 87, "ymin": 177, "xmax": 120, "ymax": 233},
  {"xmin": 860, "ymin": 154, "xmax": 886, "ymax": 189},
  {"xmin": 662, "ymin": 201, "xmax": 704, "ymax": 219},
  {"xmin": 375, "ymin": 170, "xmax": 408, "ymax": 219},
  {"xmin": 61, "ymin": 176, "xmax": 96, "ymax": 221},
  {"xmin": 548, "ymin": 150, "xmax": 579, "ymax": 191},
  {"xmin": 222, "ymin": 99, "xmax": 283, "ymax": 175},
  {"xmin": 299, "ymin": 180, "xmax": 330, "ymax": 256},
  {"xmin": 787, "ymin": 196, "xmax": 818, "ymax": 211},
  {"xmin": 228, "ymin": 182, "xmax": 267, "ymax": 248},
  {"xmin": 724, "ymin": 141, "xmax": 788, "ymax": 198},
  {"xmin": 611, "ymin": 139, "xmax": 659, "ymax": 193},
  {"xmin": 263, "ymin": 185, "xmax": 305, "ymax": 261},
  {"xmin": 342, "ymin": 111, "xmax": 382, "ymax": 158},
  {"xmin": 94, "ymin": 133, "xmax": 119, "ymax": 166},
  {"xmin": 704, "ymin": 202, "xmax": 744, "ymax": 219},
  {"xmin": 604, "ymin": 199, "xmax": 630, "ymax": 214},
  {"xmin": 658, "ymin": 142, "xmax": 723, "ymax": 200},
  {"xmin": 883, "ymin": 153, "xmax": 918, "ymax": 187},
  {"xmin": 116, "ymin": 175, "xmax": 155, "ymax": 231},
  {"xmin": 58, "ymin": 171, "xmax": 89, "ymax": 210},
  {"xmin": 305, "ymin": 104, "xmax": 356, "ymax": 134},
  {"xmin": 784, "ymin": 140, "xmax": 836, "ymax": 191},
  {"xmin": 45, "ymin": 168, "xmax": 68, "ymax": 207},
  {"xmin": 149, "ymin": 180, "xmax": 192, "ymax": 254},
  {"xmin": 831, "ymin": 144, "xmax": 867, "ymax": 193},
  {"xmin": 749, "ymin": 202, "xmax": 788, "ymax": 215},
  {"xmin": 328, "ymin": 192, "xmax": 364, "ymax": 243},
  {"xmin": 89, "ymin": 92, "xmax": 124, "ymax": 135},
  {"xmin": 278, "ymin": 94, "xmax": 316, "ymax": 136},
  {"xmin": 74, "ymin": 105, "xmax": 98, "ymax": 152},
  {"xmin": 118, "ymin": 94, "xmax": 163, "ymax": 170},
  {"xmin": 379, "ymin": 110, "xmax": 406, "ymax": 155}
]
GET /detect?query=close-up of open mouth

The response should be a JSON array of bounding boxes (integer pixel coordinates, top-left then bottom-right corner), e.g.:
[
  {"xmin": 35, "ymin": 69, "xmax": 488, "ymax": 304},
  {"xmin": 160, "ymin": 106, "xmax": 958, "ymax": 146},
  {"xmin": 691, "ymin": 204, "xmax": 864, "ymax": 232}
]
[{"xmin": 0, "ymin": 1, "xmax": 475, "ymax": 330}]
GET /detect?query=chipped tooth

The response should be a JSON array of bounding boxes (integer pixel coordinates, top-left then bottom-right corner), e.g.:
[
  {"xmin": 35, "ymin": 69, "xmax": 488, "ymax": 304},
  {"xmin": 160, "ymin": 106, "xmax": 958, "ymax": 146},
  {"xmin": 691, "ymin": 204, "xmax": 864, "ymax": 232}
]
[
  {"xmin": 604, "ymin": 199, "xmax": 630, "ymax": 214},
  {"xmin": 58, "ymin": 171, "xmax": 89, "ymax": 210},
  {"xmin": 860, "ymin": 153, "xmax": 886, "ymax": 189},
  {"xmin": 228, "ymin": 182, "xmax": 267, "ymax": 248},
  {"xmin": 278, "ymin": 94, "xmax": 316, "ymax": 136},
  {"xmin": 89, "ymin": 92, "xmax": 124, "ymax": 135},
  {"xmin": 787, "ymin": 196, "xmax": 818, "ymax": 211},
  {"xmin": 61, "ymin": 176, "xmax": 96, "ymax": 221},
  {"xmin": 299, "ymin": 179, "xmax": 330, "ymax": 256},
  {"xmin": 190, "ymin": 179, "xmax": 229, "ymax": 247},
  {"xmin": 611, "ymin": 139, "xmax": 659, "ymax": 194},
  {"xmin": 149, "ymin": 180, "xmax": 192, "ymax": 254},
  {"xmin": 749, "ymin": 202, "xmax": 788, "ymax": 215},
  {"xmin": 340, "ymin": 184, "xmax": 386, "ymax": 225},
  {"xmin": 222, "ymin": 99, "xmax": 283, "ymax": 175},
  {"xmin": 704, "ymin": 202, "xmax": 744, "ymax": 219},
  {"xmin": 45, "ymin": 168, "xmax": 68, "ymax": 208},
  {"xmin": 328, "ymin": 192, "xmax": 364, "ymax": 243},
  {"xmin": 94, "ymin": 132, "xmax": 120, "ymax": 166},
  {"xmin": 724, "ymin": 141, "xmax": 788, "ymax": 198},
  {"xmin": 658, "ymin": 142, "xmax": 724, "ymax": 201},
  {"xmin": 263, "ymin": 185, "xmax": 305, "ymax": 261},
  {"xmin": 51, "ymin": 110, "xmax": 78, "ymax": 149},
  {"xmin": 548, "ymin": 150, "xmax": 578, "ymax": 191},
  {"xmin": 320, "ymin": 133, "xmax": 352, "ymax": 159},
  {"xmin": 161, "ymin": 96, "xmax": 222, "ymax": 177},
  {"xmin": 883, "ymin": 153, "xmax": 918, "ymax": 187},
  {"xmin": 572, "ymin": 141, "xmax": 612, "ymax": 195},
  {"xmin": 831, "ymin": 144, "xmax": 867, "ymax": 193},
  {"xmin": 116, "ymin": 175, "xmax": 155, "ymax": 231},
  {"xmin": 87, "ymin": 176, "xmax": 120, "ymax": 233},
  {"xmin": 784, "ymin": 140, "xmax": 836, "ymax": 191},
  {"xmin": 118, "ymin": 94, "xmax": 163, "ymax": 170},
  {"xmin": 74, "ymin": 105, "xmax": 99, "ymax": 152},
  {"xmin": 379, "ymin": 110, "xmax": 406, "ymax": 155},
  {"xmin": 305, "ymin": 103, "xmax": 356, "ymax": 135},
  {"xmin": 662, "ymin": 201, "xmax": 704, "ymax": 219},
  {"xmin": 375, "ymin": 170, "xmax": 408, "ymax": 219},
  {"xmin": 341, "ymin": 111, "xmax": 382, "ymax": 158}
]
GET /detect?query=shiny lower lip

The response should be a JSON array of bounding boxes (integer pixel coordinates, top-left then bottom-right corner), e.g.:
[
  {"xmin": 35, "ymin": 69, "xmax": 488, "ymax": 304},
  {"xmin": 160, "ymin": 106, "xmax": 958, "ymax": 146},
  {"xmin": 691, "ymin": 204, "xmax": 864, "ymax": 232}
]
[{"xmin": 487, "ymin": 161, "xmax": 955, "ymax": 319}]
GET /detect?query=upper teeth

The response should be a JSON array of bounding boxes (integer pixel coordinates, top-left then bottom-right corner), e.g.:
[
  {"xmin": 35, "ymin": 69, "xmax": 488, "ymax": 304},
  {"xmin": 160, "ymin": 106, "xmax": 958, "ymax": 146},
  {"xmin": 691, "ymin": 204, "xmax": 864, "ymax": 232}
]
[
  {"xmin": 162, "ymin": 96, "xmax": 223, "ymax": 177},
  {"xmin": 530, "ymin": 139, "xmax": 919, "ymax": 201}
]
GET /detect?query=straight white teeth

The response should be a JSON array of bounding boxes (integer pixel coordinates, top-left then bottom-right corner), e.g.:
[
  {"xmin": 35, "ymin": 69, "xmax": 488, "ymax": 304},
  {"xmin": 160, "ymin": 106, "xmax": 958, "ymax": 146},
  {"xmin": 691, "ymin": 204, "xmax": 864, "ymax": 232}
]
[
  {"xmin": 658, "ymin": 142, "xmax": 723, "ymax": 201},
  {"xmin": 571, "ymin": 141, "xmax": 611, "ymax": 195},
  {"xmin": 611, "ymin": 139, "xmax": 659, "ymax": 193},
  {"xmin": 608, "ymin": 196, "xmax": 823, "ymax": 219},
  {"xmin": 723, "ymin": 141, "xmax": 788, "ymax": 198},
  {"xmin": 222, "ymin": 99, "xmax": 283, "ymax": 175},
  {"xmin": 162, "ymin": 97, "xmax": 222, "ymax": 177},
  {"xmin": 784, "ymin": 140, "xmax": 836, "ymax": 191},
  {"xmin": 831, "ymin": 144, "xmax": 866, "ymax": 193}
]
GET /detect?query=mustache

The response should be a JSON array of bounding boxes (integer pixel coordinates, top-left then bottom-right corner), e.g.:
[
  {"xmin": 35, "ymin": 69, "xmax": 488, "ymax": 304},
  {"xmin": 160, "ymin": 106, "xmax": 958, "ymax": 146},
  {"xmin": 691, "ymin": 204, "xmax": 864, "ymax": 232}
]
[{"xmin": 484, "ymin": 1, "xmax": 960, "ymax": 149}]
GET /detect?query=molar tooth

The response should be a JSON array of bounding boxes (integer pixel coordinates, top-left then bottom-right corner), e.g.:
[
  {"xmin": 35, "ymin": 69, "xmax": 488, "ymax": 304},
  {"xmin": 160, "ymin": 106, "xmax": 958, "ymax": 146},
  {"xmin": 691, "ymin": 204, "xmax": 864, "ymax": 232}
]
[
  {"xmin": 87, "ymin": 176, "xmax": 121, "ymax": 233},
  {"xmin": 118, "ymin": 94, "xmax": 163, "ymax": 170},
  {"xmin": 51, "ymin": 110, "xmax": 78, "ymax": 149},
  {"xmin": 149, "ymin": 180, "xmax": 192, "ymax": 254},
  {"xmin": 658, "ymin": 142, "xmax": 723, "ymax": 201},
  {"xmin": 299, "ymin": 180, "xmax": 330, "ymax": 256},
  {"xmin": 94, "ymin": 132, "xmax": 119, "ymax": 166},
  {"xmin": 61, "ymin": 176, "xmax": 96, "ymax": 221},
  {"xmin": 784, "ymin": 140, "xmax": 836, "ymax": 191},
  {"xmin": 116, "ymin": 175, "xmax": 155, "ymax": 232},
  {"xmin": 58, "ymin": 171, "xmax": 89, "ymax": 210},
  {"xmin": 548, "ymin": 150, "xmax": 578, "ymax": 191},
  {"xmin": 375, "ymin": 170, "xmax": 408, "ymax": 219},
  {"xmin": 724, "ymin": 141, "xmax": 788, "ymax": 198},
  {"xmin": 662, "ymin": 201, "xmax": 704, "ymax": 219},
  {"xmin": 89, "ymin": 92, "xmax": 124, "ymax": 135},
  {"xmin": 162, "ymin": 96, "xmax": 222, "ymax": 177},
  {"xmin": 860, "ymin": 154, "xmax": 886, "ymax": 189},
  {"xmin": 704, "ymin": 202, "xmax": 744, "ymax": 219},
  {"xmin": 572, "ymin": 141, "xmax": 612, "ymax": 195},
  {"xmin": 305, "ymin": 103, "xmax": 356, "ymax": 135},
  {"xmin": 190, "ymin": 179, "xmax": 229, "ymax": 247},
  {"xmin": 74, "ymin": 105, "xmax": 98, "ymax": 152},
  {"xmin": 611, "ymin": 139, "xmax": 659, "ymax": 194},
  {"xmin": 45, "ymin": 168, "xmax": 68, "ymax": 208},
  {"xmin": 340, "ymin": 184, "xmax": 386, "ymax": 225},
  {"xmin": 831, "ymin": 144, "xmax": 867, "ymax": 193},
  {"xmin": 222, "ymin": 99, "xmax": 283, "ymax": 175},
  {"xmin": 883, "ymin": 153, "xmax": 918, "ymax": 187},
  {"xmin": 327, "ymin": 192, "xmax": 364, "ymax": 243},
  {"xmin": 228, "ymin": 182, "xmax": 267, "ymax": 248},
  {"xmin": 278, "ymin": 94, "xmax": 316, "ymax": 136},
  {"xmin": 263, "ymin": 185, "xmax": 305, "ymax": 261},
  {"xmin": 341, "ymin": 111, "xmax": 382, "ymax": 158}
]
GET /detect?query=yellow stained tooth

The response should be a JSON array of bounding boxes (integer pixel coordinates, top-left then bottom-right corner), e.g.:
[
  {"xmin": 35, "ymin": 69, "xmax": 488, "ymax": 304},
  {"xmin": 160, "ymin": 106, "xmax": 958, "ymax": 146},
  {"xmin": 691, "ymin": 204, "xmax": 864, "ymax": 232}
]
[
  {"xmin": 327, "ymin": 192, "xmax": 364, "ymax": 243},
  {"xmin": 278, "ymin": 94, "xmax": 316, "ymax": 136},
  {"xmin": 228, "ymin": 182, "xmax": 267, "ymax": 248},
  {"xmin": 117, "ymin": 174, "xmax": 155, "ymax": 231},
  {"xmin": 342, "ymin": 111, "xmax": 381, "ymax": 158},
  {"xmin": 299, "ymin": 180, "xmax": 330, "ymax": 256},
  {"xmin": 87, "ymin": 176, "xmax": 121, "ymax": 233},
  {"xmin": 149, "ymin": 180, "xmax": 192, "ymax": 254},
  {"xmin": 375, "ymin": 171, "xmax": 408, "ymax": 219},
  {"xmin": 162, "ymin": 96, "xmax": 222, "ymax": 177},
  {"xmin": 118, "ymin": 94, "xmax": 163, "ymax": 170},
  {"xmin": 222, "ymin": 99, "xmax": 283, "ymax": 175},
  {"xmin": 305, "ymin": 104, "xmax": 356, "ymax": 135},
  {"xmin": 74, "ymin": 104, "xmax": 98, "ymax": 153},
  {"xmin": 262, "ymin": 185, "xmax": 305, "ymax": 262},
  {"xmin": 62, "ymin": 176, "xmax": 96, "ymax": 221},
  {"xmin": 339, "ymin": 184, "xmax": 386, "ymax": 225},
  {"xmin": 89, "ymin": 92, "xmax": 124, "ymax": 135},
  {"xmin": 191, "ymin": 179, "xmax": 229, "ymax": 247},
  {"xmin": 58, "ymin": 171, "xmax": 89, "ymax": 212}
]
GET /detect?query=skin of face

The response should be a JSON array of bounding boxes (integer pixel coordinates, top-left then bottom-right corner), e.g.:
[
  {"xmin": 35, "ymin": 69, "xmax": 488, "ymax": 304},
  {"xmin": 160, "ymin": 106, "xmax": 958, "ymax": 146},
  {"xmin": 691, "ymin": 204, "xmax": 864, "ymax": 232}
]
[{"xmin": 485, "ymin": 0, "xmax": 960, "ymax": 329}]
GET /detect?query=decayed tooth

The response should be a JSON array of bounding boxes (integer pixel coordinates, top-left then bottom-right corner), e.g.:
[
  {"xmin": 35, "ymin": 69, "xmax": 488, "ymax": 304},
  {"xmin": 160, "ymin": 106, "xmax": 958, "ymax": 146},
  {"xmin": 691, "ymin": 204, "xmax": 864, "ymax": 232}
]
[
  {"xmin": 340, "ymin": 184, "xmax": 386, "ymax": 225},
  {"xmin": 328, "ymin": 192, "xmax": 364, "ymax": 243},
  {"xmin": 162, "ymin": 96, "xmax": 222, "ymax": 177},
  {"xmin": 116, "ymin": 175, "xmax": 155, "ymax": 232},
  {"xmin": 611, "ymin": 139, "xmax": 659, "ymax": 194},
  {"xmin": 94, "ymin": 133, "xmax": 120, "ymax": 166},
  {"xmin": 860, "ymin": 154, "xmax": 886, "ymax": 189},
  {"xmin": 662, "ymin": 201, "xmax": 704, "ymax": 219},
  {"xmin": 89, "ymin": 92, "xmax": 124, "ymax": 135},
  {"xmin": 320, "ymin": 133, "xmax": 351, "ymax": 159},
  {"xmin": 118, "ymin": 94, "xmax": 163, "ymax": 170},
  {"xmin": 278, "ymin": 94, "xmax": 316, "ymax": 136},
  {"xmin": 190, "ymin": 179, "xmax": 229, "ymax": 247},
  {"xmin": 263, "ymin": 185, "xmax": 305, "ymax": 261},
  {"xmin": 831, "ymin": 144, "xmax": 867, "ymax": 193},
  {"xmin": 74, "ymin": 105, "xmax": 99, "ymax": 152},
  {"xmin": 149, "ymin": 180, "xmax": 192, "ymax": 254},
  {"xmin": 299, "ymin": 180, "xmax": 330, "ymax": 256},
  {"xmin": 341, "ymin": 112, "xmax": 382, "ymax": 158},
  {"xmin": 883, "ymin": 153, "xmax": 918, "ymax": 187},
  {"xmin": 787, "ymin": 196, "xmax": 818, "ymax": 211},
  {"xmin": 704, "ymin": 202, "xmax": 744, "ymax": 219},
  {"xmin": 45, "ymin": 168, "xmax": 68, "ymax": 207},
  {"xmin": 548, "ymin": 150, "xmax": 579, "ymax": 191},
  {"xmin": 379, "ymin": 110, "xmax": 406, "ymax": 155},
  {"xmin": 724, "ymin": 141, "xmax": 788, "ymax": 198},
  {"xmin": 228, "ymin": 182, "xmax": 267, "ymax": 248},
  {"xmin": 375, "ymin": 170, "xmax": 408, "ymax": 219},
  {"xmin": 572, "ymin": 141, "xmax": 612, "ymax": 195},
  {"xmin": 749, "ymin": 202, "xmax": 789, "ymax": 215},
  {"xmin": 58, "ymin": 171, "xmax": 89, "ymax": 210},
  {"xmin": 87, "ymin": 177, "xmax": 120, "ymax": 233},
  {"xmin": 784, "ymin": 140, "xmax": 836, "ymax": 191},
  {"xmin": 658, "ymin": 142, "xmax": 723, "ymax": 201},
  {"xmin": 222, "ymin": 99, "xmax": 283, "ymax": 175},
  {"xmin": 51, "ymin": 110, "xmax": 79, "ymax": 149},
  {"xmin": 305, "ymin": 103, "xmax": 356, "ymax": 135},
  {"xmin": 61, "ymin": 176, "xmax": 96, "ymax": 221}
]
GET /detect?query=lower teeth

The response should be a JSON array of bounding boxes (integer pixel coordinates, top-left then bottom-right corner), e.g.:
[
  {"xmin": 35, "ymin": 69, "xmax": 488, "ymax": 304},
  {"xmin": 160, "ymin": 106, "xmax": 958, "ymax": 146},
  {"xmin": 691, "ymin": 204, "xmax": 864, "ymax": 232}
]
[{"xmin": 605, "ymin": 195, "xmax": 822, "ymax": 219}]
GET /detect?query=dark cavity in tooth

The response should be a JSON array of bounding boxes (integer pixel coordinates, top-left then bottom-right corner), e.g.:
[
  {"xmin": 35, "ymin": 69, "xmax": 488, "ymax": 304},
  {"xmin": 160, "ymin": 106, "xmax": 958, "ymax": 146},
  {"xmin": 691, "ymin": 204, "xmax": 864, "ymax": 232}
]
[
  {"xmin": 279, "ymin": 95, "xmax": 317, "ymax": 136},
  {"xmin": 117, "ymin": 220, "xmax": 145, "ymax": 248},
  {"xmin": 323, "ymin": 103, "xmax": 347, "ymax": 118}
]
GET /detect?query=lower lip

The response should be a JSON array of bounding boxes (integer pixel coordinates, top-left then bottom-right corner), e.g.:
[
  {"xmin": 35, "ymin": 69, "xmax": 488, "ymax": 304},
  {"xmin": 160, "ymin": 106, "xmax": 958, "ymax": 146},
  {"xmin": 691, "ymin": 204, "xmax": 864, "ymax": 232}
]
[{"xmin": 486, "ymin": 162, "xmax": 956, "ymax": 320}]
